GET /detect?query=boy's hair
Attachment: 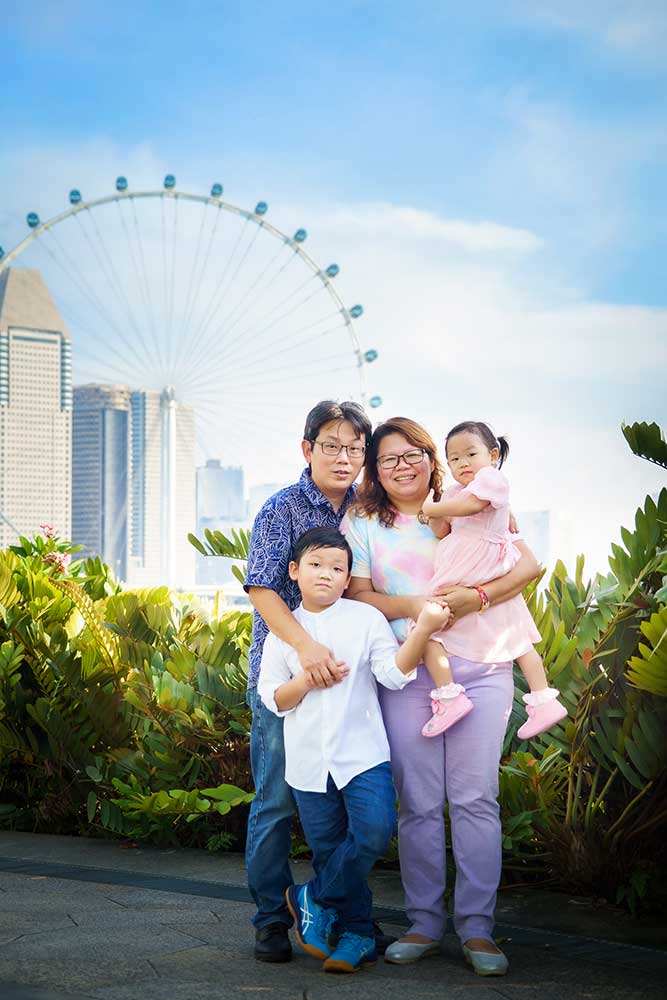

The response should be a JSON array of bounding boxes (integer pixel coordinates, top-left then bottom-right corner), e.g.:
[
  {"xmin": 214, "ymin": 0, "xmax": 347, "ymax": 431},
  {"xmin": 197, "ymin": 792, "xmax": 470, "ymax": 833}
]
[
  {"xmin": 445, "ymin": 421, "xmax": 510, "ymax": 468},
  {"xmin": 292, "ymin": 527, "xmax": 353, "ymax": 572},
  {"xmin": 303, "ymin": 400, "xmax": 372, "ymax": 448}
]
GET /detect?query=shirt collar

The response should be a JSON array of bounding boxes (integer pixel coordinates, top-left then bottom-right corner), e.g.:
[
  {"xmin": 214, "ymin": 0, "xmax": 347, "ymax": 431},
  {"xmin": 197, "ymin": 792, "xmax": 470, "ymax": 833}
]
[
  {"xmin": 298, "ymin": 599, "xmax": 341, "ymax": 621},
  {"xmin": 298, "ymin": 466, "xmax": 356, "ymax": 513}
]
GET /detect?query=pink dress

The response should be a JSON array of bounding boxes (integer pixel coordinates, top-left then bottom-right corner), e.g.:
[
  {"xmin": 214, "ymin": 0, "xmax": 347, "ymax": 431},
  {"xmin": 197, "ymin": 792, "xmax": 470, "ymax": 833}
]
[{"xmin": 429, "ymin": 466, "xmax": 541, "ymax": 664}]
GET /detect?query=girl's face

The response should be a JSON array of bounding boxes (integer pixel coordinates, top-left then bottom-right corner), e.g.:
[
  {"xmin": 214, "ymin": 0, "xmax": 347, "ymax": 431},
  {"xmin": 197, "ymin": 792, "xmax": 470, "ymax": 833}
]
[
  {"xmin": 376, "ymin": 432, "xmax": 435, "ymax": 512},
  {"xmin": 446, "ymin": 431, "xmax": 499, "ymax": 487}
]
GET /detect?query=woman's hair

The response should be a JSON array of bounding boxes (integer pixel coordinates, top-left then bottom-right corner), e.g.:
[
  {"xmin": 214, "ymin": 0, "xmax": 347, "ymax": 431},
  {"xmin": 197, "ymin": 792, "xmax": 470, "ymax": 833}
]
[
  {"xmin": 445, "ymin": 421, "xmax": 509, "ymax": 468},
  {"xmin": 353, "ymin": 416, "xmax": 445, "ymax": 528}
]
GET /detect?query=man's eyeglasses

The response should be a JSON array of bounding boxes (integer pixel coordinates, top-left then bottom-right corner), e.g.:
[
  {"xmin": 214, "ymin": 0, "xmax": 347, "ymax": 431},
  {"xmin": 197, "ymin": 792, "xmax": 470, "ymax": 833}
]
[
  {"xmin": 377, "ymin": 448, "xmax": 426, "ymax": 470},
  {"xmin": 313, "ymin": 440, "xmax": 366, "ymax": 459}
]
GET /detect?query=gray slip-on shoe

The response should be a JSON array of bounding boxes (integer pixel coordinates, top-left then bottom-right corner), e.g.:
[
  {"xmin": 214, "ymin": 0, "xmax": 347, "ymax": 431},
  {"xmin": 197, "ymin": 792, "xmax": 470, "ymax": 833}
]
[
  {"xmin": 384, "ymin": 939, "xmax": 441, "ymax": 964},
  {"xmin": 462, "ymin": 943, "xmax": 509, "ymax": 976}
]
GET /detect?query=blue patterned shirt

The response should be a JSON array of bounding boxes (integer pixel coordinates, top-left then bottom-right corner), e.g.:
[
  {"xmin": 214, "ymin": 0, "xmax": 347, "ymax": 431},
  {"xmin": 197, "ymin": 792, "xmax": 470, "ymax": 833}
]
[{"xmin": 244, "ymin": 467, "xmax": 356, "ymax": 688}]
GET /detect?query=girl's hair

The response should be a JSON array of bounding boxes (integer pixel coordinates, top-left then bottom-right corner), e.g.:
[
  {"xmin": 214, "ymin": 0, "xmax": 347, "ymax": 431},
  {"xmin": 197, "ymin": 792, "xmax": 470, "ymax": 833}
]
[
  {"xmin": 353, "ymin": 416, "xmax": 445, "ymax": 528},
  {"xmin": 445, "ymin": 421, "xmax": 509, "ymax": 468}
]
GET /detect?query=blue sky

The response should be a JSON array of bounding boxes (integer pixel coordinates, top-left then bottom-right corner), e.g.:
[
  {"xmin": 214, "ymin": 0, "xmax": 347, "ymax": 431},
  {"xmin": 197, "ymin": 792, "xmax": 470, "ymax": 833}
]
[{"xmin": 2, "ymin": 0, "xmax": 666, "ymax": 572}]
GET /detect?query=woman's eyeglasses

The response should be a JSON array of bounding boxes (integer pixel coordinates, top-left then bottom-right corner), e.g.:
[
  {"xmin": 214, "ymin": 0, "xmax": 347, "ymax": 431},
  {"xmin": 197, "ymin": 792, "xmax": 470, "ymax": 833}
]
[{"xmin": 377, "ymin": 448, "xmax": 426, "ymax": 470}]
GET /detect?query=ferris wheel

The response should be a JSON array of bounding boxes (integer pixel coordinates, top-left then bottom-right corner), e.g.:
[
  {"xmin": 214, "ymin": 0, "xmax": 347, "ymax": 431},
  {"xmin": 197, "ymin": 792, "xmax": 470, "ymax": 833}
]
[{"xmin": 0, "ymin": 176, "xmax": 382, "ymax": 583}]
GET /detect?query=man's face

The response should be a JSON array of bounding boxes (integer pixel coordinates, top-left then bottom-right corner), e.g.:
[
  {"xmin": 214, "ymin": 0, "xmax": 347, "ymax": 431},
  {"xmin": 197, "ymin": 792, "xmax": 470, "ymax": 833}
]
[
  {"xmin": 302, "ymin": 418, "xmax": 366, "ymax": 497},
  {"xmin": 289, "ymin": 545, "xmax": 351, "ymax": 610}
]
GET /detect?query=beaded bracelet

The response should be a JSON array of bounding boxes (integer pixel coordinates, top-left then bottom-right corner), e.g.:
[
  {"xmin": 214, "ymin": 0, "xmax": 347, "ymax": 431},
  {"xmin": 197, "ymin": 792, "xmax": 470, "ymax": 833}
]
[{"xmin": 472, "ymin": 585, "xmax": 490, "ymax": 613}]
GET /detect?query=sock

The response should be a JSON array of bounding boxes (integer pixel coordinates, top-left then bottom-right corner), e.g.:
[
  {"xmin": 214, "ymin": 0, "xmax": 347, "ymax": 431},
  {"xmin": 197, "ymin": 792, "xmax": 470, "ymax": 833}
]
[
  {"xmin": 431, "ymin": 682, "xmax": 465, "ymax": 701},
  {"xmin": 523, "ymin": 687, "xmax": 560, "ymax": 707}
]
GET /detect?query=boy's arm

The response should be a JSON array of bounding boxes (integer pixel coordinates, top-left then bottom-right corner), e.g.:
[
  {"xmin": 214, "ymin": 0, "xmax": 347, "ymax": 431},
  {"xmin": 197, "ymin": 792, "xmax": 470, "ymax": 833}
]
[
  {"xmin": 369, "ymin": 603, "xmax": 451, "ymax": 690},
  {"xmin": 273, "ymin": 673, "xmax": 313, "ymax": 712},
  {"xmin": 257, "ymin": 633, "xmax": 302, "ymax": 717}
]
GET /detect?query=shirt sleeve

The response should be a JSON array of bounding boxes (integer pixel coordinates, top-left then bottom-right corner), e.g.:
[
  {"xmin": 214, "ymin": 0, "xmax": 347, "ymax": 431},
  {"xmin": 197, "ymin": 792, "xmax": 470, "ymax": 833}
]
[
  {"xmin": 256, "ymin": 632, "xmax": 297, "ymax": 717},
  {"xmin": 244, "ymin": 498, "xmax": 292, "ymax": 592},
  {"xmin": 340, "ymin": 512, "xmax": 372, "ymax": 579},
  {"xmin": 366, "ymin": 611, "xmax": 416, "ymax": 691},
  {"xmin": 461, "ymin": 466, "xmax": 509, "ymax": 509}
]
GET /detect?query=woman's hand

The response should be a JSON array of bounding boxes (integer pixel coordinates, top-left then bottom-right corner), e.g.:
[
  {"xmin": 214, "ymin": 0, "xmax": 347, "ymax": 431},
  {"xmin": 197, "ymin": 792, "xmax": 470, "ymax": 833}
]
[{"xmin": 438, "ymin": 585, "xmax": 482, "ymax": 624}]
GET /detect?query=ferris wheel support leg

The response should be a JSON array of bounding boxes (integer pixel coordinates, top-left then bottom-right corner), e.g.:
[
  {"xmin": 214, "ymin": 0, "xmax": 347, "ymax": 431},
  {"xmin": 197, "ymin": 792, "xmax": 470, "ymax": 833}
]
[{"xmin": 161, "ymin": 386, "xmax": 177, "ymax": 590}]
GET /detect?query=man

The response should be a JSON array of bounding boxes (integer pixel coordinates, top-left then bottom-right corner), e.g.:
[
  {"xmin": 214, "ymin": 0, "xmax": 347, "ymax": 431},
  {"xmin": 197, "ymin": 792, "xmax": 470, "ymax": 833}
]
[{"xmin": 245, "ymin": 399, "xmax": 393, "ymax": 963}]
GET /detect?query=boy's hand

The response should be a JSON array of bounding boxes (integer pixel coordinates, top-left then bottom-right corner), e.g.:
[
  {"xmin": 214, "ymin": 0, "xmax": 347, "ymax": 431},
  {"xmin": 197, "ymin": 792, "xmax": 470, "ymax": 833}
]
[
  {"xmin": 297, "ymin": 636, "xmax": 348, "ymax": 687},
  {"xmin": 415, "ymin": 601, "xmax": 451, "ymax": 634}
]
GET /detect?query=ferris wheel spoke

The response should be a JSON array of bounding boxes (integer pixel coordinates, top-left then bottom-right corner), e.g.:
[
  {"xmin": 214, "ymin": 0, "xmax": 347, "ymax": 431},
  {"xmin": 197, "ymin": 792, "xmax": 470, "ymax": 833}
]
[
  {"xmin": 81, "ymin": 207, "xmax": 155, "ymax": 367},
  {"xmin": 216, "ymin": 312, "xmax": 347, "ymax": 377},
  {"xmin": 36, "ymin": 231, "xmax": 153, "ymax": 377},
  {"xmin": 176, "ymin": 202, "xmax": 208, "ymax": 366},
  {"xmin": 191, "ymin": 362, "xmax": 359, "ymax": 395},
  {"xmin": 129, "ymin": 197, "xmax": 167, "ymax": 377},
  {"xmin": 114, "ymin": 200, "xmax": 165, "ymax": 380},
  {"xmin": 179, "ymin": 216, "xmax": 251, "ymax": 371}
]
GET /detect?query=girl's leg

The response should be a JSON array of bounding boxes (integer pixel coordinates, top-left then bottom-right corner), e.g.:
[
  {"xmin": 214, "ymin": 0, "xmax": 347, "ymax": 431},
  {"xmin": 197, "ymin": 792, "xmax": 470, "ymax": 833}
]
[
  {"xmin": 444, "ymin": 657, "xmax": 514, "ymax": 945},
  {"xmin": 516, "ymin": 647, "xmax": 548, "ymax": 691},
  {"xmin": 421, "ymin": 639, "xmax": 474, "ymax": 739},
  {"xmin": 423, "ymin": 639, "xmax": 453, "ymax": 688},
  {"xmin": 516, "ymin": 648, "xmax": 568, "ymax": 739},
  {"xmin": 379, "ymin": 671, "xmax": 447, "ymax": 940}
]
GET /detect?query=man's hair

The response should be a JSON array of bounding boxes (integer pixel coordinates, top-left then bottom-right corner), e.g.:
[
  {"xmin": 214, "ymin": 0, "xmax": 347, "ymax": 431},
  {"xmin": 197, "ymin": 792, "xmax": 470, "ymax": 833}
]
[
  {"xmin": 303, "ymin": 400, "xmax": 372, "ymax": 447},
  {"xmin": 292, "ymin": 527, "xmax": 353, "ymax": 572}
]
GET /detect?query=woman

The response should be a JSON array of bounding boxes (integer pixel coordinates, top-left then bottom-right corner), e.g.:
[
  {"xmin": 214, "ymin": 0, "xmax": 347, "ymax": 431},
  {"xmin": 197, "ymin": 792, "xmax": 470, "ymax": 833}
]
[{"xmin": 341, "ymin": 417, "xmax": 540, "ymax": 975}]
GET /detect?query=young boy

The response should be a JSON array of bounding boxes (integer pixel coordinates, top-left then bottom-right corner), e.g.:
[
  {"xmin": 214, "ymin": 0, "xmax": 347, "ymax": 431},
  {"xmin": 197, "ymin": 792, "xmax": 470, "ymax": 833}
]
[{"xmin": 257, "ymin": 526, "xmax": 450, "ymax": 974}]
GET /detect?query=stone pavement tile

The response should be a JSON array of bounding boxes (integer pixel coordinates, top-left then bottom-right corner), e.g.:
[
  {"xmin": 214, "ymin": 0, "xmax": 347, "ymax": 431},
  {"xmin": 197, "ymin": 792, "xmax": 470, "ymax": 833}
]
[
  {"xmin": 0, "ymin": 985, "xmax": 97, "ymax": 1000},
  {"xmin": 0, "ymin": 911, "xmax": 78, "ymax": 944},
  {"xmin": 2, "ymin": 922, "xmax": 213, "ymax": 962},
  {"xmin": 0, "ymin": 958, "xmax": 156, "ymax": 995}
]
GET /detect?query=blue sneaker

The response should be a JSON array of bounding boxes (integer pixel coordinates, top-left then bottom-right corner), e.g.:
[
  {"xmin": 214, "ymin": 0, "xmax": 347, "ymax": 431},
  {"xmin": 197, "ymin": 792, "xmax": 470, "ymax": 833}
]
[
  {"xmin": 323, "ymin": 931, "xmax": 377, "ymax": 973},
  {"xmin": 285, "ymin": 884, "xmax": 337, "ymax": 960}
]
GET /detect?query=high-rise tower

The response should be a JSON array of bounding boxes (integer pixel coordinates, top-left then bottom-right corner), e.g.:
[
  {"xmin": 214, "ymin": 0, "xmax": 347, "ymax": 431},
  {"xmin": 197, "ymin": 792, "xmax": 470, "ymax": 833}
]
[
  {"xmin": 0, "ymin": 268, "xmax": 72, "ymax": 547},
  {"xmin": 72, "ymin": 384, "xmax": 131, "ymax": 580}
]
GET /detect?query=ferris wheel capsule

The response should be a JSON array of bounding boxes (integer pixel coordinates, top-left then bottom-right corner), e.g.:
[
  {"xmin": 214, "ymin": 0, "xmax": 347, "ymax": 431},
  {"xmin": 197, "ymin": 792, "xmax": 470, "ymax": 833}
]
[
  {"xmin": 254, "ymin": 201, "xmax": 268, "ymax": 216},
  {"xmin": 0, "ymin": 247, "xmax": 4, "ymax": 260},
  {"xmin": 69, "ymin": 189, "xmax": 82, "ymax": 205},
  {"xmin": 164, "ymin": 174, "xmax": 176, "ymax": 190},
  {"xmin": 293, "ymin": 228, "xmax": 307, "ymax": 243},
  {"xmin": 364, "ymin": 349, "xmax": 378, "ymax": 363},
  {"xmin": 116, "ymin": 176, "xmax": 128, "ymax": 192},
  {"xmin": 27, "ymin": 212, "xmax": 40, "ymax": 228},
  {"xmin": 325, "ymin": 263, "xmax": 339, "ymax": 278},
  {"xmin": 210, "ymin": 183, "xmax": 223, "ymax": 198},
  {"xmin": 349, "ymin": 304, "xmax": 364, "ymax": 319},
  {"xmin": 369, "ymin": 395, "xmax": 383, "ymax": 408}
]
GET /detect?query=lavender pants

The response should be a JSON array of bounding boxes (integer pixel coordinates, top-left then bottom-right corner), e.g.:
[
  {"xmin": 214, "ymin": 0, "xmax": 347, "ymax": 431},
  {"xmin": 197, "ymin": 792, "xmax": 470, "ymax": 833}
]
[{"xmin": 379, "ymin": 655, "xmax": 513, "ymax": 944}]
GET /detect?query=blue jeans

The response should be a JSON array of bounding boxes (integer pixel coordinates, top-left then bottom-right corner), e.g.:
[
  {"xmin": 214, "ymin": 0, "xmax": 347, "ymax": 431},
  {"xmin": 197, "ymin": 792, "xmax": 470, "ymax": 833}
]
[
  {"xmin": 245, "ymin": 686, "xmax": 296, "ymax": 929},
  {"xmin": 293, "ymin": 762, "xmax": 395, "ymax": 937}
]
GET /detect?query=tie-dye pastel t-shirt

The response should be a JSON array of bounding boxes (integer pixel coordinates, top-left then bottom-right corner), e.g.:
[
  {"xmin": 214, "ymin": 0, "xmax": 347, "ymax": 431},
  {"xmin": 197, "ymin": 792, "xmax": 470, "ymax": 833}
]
[{"xmin": 341, "ymin": 510, "xmax": 439, "ymax": 642}]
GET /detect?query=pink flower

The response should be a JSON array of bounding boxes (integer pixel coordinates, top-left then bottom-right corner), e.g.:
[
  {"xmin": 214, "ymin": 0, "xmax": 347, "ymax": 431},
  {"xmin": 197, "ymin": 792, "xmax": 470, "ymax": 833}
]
[
  {"xmin": 40, "ymin": 523, "xmax": 56, "ymax": 539},
  {"xmin": 42, "ymin": 551, "xmax": 70, "ymax": 574}
]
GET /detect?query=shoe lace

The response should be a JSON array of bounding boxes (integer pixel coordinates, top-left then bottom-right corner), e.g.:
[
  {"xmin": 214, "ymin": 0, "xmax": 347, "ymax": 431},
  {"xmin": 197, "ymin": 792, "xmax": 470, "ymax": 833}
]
[
  {"xmin": 317, "ymin": 907, "xmax": 338, "ymax": 939},
  {"xmin": 338, "ymin": 930, "xmax": 372, "ymax": 951}
]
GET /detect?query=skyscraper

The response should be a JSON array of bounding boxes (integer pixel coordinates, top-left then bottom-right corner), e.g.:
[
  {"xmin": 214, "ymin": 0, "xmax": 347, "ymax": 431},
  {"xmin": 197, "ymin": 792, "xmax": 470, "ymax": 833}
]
[
  {"xmin": 195, "ymin": 460, "xmax": 245, "ymax": 585},
  {"xmin": 0, "ymin": 268, "xmax": 72, "ymax": 548},
  {"xmin": 72, "ymin": 384, "xmax": 131, "ymax": 580},
  {"xmin": 128, "ymin": 389, "xmax": 195, "ymax": 587}
]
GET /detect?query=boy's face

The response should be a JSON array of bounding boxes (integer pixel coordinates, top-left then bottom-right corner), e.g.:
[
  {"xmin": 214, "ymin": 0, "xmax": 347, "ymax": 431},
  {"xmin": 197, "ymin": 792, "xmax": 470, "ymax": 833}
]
[{"xmin": 289, "ymin": 545, "xmax": 351, "ymax": 610}]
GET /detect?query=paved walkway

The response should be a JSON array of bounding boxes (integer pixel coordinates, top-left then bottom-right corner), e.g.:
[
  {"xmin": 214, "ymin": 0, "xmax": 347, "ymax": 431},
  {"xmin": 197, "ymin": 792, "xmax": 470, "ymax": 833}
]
[{"xmin": 0, "ymin": 833, "xmax": 665, "ymax": 1000}]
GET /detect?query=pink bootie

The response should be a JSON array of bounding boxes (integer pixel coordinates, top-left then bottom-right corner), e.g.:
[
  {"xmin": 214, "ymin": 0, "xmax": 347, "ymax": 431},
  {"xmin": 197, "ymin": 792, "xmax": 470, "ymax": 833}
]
[
  {"xmin": 421, "ymin": 688, "xmax": 473, "ymax": 738},
  {"xmin": 517, "ymin": 691, "xmax": 567, "ymax": 740}
]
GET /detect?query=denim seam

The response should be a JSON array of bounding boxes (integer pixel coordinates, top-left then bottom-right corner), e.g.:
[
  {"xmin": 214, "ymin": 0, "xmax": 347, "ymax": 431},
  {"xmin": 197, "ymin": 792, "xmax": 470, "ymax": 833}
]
[{"xmin": 246, "ymin": 694, "xmax": 265, "ymax": 859}]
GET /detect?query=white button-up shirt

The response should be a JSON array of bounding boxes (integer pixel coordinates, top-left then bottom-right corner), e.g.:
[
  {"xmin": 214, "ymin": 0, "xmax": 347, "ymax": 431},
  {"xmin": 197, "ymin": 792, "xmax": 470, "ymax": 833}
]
[{"xmin": 257, "ymin": 598, "xmax": 416, "ymax": 792}]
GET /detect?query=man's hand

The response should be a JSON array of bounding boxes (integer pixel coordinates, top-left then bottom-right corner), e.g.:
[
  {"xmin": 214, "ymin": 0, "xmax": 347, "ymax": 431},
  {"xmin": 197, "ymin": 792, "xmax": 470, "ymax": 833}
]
[{"xmin": 295, "ymin": 636, "xmax": 348, "ymax": 687}]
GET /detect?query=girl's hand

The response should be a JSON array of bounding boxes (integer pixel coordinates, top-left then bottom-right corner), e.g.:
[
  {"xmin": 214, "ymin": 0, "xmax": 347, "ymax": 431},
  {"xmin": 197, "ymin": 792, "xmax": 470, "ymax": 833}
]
[
  {"xmin": 415, "ymin": 601, "xmax": 451, "ymax": 634},
  {"xmin": 421, "ymin": 489, "xmax": 439, "ymax": 517},
  {"xmin": 408, "ymin": 595, "xmax": 448, "ymax": 620},
  {"xmin": 509, "ymin": 510, "xmax": 519, "ymax": 534},
  {"xmin": 438, "ymin": 585, "xmax": 483, "ymax": 625}
]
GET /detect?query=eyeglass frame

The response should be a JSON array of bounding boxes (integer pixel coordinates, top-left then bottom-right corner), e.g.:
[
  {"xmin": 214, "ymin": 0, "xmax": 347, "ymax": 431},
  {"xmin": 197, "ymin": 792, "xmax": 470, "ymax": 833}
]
[
  {"xmin": 311, "ymin": 439, "xmax": 367, "ymax": 459},
  {"xmin": 376, "ymin": 447, "xmax": 428, "ymax": 470}
]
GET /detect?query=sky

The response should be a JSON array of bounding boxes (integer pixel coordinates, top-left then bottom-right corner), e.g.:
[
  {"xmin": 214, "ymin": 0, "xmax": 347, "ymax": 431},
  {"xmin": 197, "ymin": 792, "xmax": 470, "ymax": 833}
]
[{"xmin": 1, "ymin": 0, "xmax": 666, "ymax": 576}]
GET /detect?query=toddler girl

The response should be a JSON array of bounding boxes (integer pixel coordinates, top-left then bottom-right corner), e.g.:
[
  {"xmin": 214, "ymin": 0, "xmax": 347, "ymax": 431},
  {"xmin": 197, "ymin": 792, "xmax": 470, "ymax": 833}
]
[{"xmin": 417, "ymin": 420, "xmax": 567, "ymax": 740}]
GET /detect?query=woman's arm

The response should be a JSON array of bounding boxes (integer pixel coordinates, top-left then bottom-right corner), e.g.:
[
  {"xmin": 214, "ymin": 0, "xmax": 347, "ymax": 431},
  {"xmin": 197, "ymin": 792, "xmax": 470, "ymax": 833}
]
[
  {"xmin": 441, "ymin": 541, "xmax": 541, "ymax": 621},
  {"xmin": 345, "ymin": 575, "xmax": 429, "ymax": 622}
]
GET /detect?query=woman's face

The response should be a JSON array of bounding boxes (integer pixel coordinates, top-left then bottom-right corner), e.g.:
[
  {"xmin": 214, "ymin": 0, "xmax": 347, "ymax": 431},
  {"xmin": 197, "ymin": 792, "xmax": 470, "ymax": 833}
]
[{"xmin": 375, "ymin": 432, "xmax": 435, "ymax": 511}]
